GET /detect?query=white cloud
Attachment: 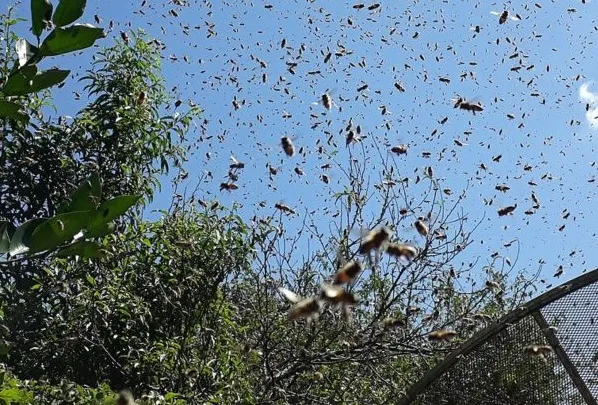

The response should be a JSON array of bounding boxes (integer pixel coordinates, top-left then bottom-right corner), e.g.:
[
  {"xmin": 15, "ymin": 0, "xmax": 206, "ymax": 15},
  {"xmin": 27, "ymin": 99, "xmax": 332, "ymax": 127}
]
[{"xmin": 579, "ymin": 81, "xmax": 598, "ymax": 129}]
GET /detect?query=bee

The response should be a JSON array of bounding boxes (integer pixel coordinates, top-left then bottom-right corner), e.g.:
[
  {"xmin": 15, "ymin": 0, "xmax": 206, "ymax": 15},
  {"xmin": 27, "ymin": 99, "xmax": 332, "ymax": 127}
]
[
  {"xmin": 275, "ymin": 203, "xmax": 296, "ymax": 215},
  {"xmin": 497, "ymin": 204, "xmax": 517, "ymax": 216},
  {"xmin": 137, "ymin": 91, "xmax": 146, "ymax": 105},
  {"xmin": 495, "ymin": 184, "xmax": 510, "ymax": 192},
  {"xmin": 414, "ymin": 218, "xmax": 429, "ymax": 237},
  {"xmin": 334, "ymin": 260, "xmax": 363, "ymax": 284},
  {"xmin": 319, "ymin": 283, "xmax": 358, "ymax": 307},
  {"xmin": 428, "ymin": 329, "xmax": 458, "ymax": 341},
  {"xmin": 378, "ymin": 317, "xmax": 406, "ymax": 329},
  {"xmin": 386, "ymin": 243, "xmax": 418, "ymax": 262},
  {"xmin": 294, "ymin": 166, "xmax": 304, "ymax": 176},
  {"xmin": 454, "ymin": 97, "xmax": 484, "ymax": 114},
  {"xmin": 321, "ymin": 93, "xmax": 333, "ymax": 110},
  {"xmin": 220, "ymin": 182, "xmax": 238, "ymax": 191},
  {"xmin": 321, "ymin": 174, "xmax": 330, "ymax": 184},
  {"xmin": 116, "ymin": 390, "xmax": 136, "ymax": 405},
  {"xmin": 391, "ymin": 145, "xmax": 409, "ymax": 155},
  {"xmin": 491, "ymin": 10, "xmax": 521, "ymax": 25},
  {"xmin": 394, "ymin": 82, "xmax": 406, "ymax": 92},
  {"xmin": 485, "ymin": 280, "xmax": 502, "ymax": 293},
  {"xmin": 359, "ymin": 227, "xmax": 391, "ymax": 253},
  {"xmin": 278, "ymin": 288, "xmax": 321, "ymax": 321},
  {"xmin": 523, "ymin": 344, "xmax": 553, "ymax": 357},
  {"xmin": 281, "ymin": 136, "xmax": 295, "ymax": 157}
]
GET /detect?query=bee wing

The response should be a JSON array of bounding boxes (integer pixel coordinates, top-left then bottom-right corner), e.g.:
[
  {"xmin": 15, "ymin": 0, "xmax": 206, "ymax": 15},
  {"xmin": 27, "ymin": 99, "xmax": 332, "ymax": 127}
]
[
  {"xmin": 278, "ymin": 287, "xmax": 302, "ymax": 303},
  {"xmin": 321, "ymin": 283, "xmax": 343, "ymax": 299},
  {"xmin": 490, "ymin": 10, "xmax": 501, "ymax": 16},
  {"xmin": 509, "ymin": 15, "xmax": 521, "ymax": 21}
]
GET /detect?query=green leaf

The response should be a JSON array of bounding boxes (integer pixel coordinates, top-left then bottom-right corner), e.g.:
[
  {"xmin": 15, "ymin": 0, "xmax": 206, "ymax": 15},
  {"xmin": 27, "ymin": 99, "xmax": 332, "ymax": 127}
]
[
  {"xmin": 39, "ymin": 24, "xmax": 104, "ymax": 56},
  {"xmin": 2, "ymin": 68, "xmax": 70, "ymax": 96},
  {"xmin": 0, "ymin": 100, "xmax": 29, "ymax": 122},
  {"xmin": 56, "ymin": 240, "xmax": 106, "ymax": 258},
  {"xmin": 87, "ymin": 195, "xmax": 140, "ymax": 233},
  {"xmin": 53, "ymin": 0, "xmax": 86, "ymax": 27},
  {"xmin": 9, "ymin": 218, "xmax": 46, "ymax": 256},
  {"xmin": 0, "ymin": 221, "xmax": 14, "ymax": 254},
  {"xmin": 15, "ymin": 38, "xmax": 39, "ymax": 68},
  {"xmin": 68, "ymin": 173, "xmax": 102, "ymax": 212},
  {"xmin": 31, "ymin": 0, "xmax": 53, "ymax": 38},
  {"xmin": 83, "ymin": 221, "xmax": 114, "ymax": 238},
  {"xmin": 85, "ymin": 273, "xmax": 95, "ymax": 285},
  {"xmin": 28, "ymin": 211, "xmax": 90, "ymax": 253}
]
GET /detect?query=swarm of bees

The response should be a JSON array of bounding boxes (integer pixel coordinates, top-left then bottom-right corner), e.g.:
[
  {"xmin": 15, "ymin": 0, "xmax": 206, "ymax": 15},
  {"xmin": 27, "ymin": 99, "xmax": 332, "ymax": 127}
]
[{"xmin": 279, "ymin": 227, "xmax": 418, "ymax": 322}]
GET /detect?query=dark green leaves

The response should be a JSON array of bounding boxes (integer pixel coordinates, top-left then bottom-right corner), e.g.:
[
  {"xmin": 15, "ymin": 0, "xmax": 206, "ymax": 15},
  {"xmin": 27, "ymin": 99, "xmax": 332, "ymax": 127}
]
[
  {"xmin": 2, "ymin": 68, "xmax": 70, "ymax": 96},
  {"xmin": 52, "ymin": 0, "xmax": 86, "ymax": 27},
  {"xmin": 39, "ymin": 24, "xmax": 104, "ymax": 56},
  {"xmin": 31, "ymin": 0, "xmax": 53, "ymax": 38},
  {"xmin": 68, "ymin": 173, "xmax": 101, "ymax": 212},
  {"xmin": 56, "ymin": 240, "xmax": 105, "ymax": 258},
  {"xmin": 0, "ymin": 222, "xmax": 14, "ymax": 254},
  {"xmin": 28, "ymin": 211, "xmax": 90, "ymax": 253},
  {"xmin": 9, "ymin": 218, "xmax": 46, "ymax": 256},
  {"xmin": 87, "ymin": 195, "xmax": 140, "ymax": 233},
  {"xmin": 0, "ymin": 100, "xmax": 29, "ymax": 122}
]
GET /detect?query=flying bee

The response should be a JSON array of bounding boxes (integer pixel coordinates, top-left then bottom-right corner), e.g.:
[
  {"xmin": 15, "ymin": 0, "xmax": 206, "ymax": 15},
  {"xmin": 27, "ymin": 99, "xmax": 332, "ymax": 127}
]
[
  {"xmin": 321, "ymin": 92, "xmax": 333, "ymax": 110},
  {"xmin": 220, "ymin": 182, "xmax": 238, "ymax": 191},
  {"xmin": 497, "ymin": 204, "xmax": 517, "ymax": 216},
  {"xmin": 414, "ymin": 218, "xmax": 429, "ymax": 237},
  {"xmin": 320, "ymin": 283, "xmax": 358, "ymax": 307},
  {"xmin": 391, "ymin": 145, "xmax": 409, "ymax": 155},
  {"xmin": 428, "ymin": 329, "xmax": 458, "ymax": 342},
  {"xmin": 491, "ymin": 10, "xmax": 521, "ymax": 24},
  {"xmin": 274, "ymin": 203, "xmax": 296, "ymax": 215},
  {"xmin": 523, "ymin": 344, "xmax": 553, "ymax": 362},
  {"xmin": 333, "ymin": 260, "xmax": 363, "ymax": 284},
  {"xmin": 453, "ymin": 97, "xmax": 484, "ymax": 114},
  {"xmin": 378, "ymin": 317, "xmax": 406, "ymax": 329},
  {"xmin": 278, "ymin": 288, "xmax": 321, "ymax": 321},
  {"xmin": 359, "ymin": 227, "xmax": 391, "ymax": 254},
  {"xmin": 386, "ymin": 243, "xmax": 418, "ymax": 263},
  {"xmin": 281, "ymin": 136, "xmax": 295, "ymax": 157},
  {"xmin": 394, "ymin": 82, "xmax": 406, "ymax": 92}
]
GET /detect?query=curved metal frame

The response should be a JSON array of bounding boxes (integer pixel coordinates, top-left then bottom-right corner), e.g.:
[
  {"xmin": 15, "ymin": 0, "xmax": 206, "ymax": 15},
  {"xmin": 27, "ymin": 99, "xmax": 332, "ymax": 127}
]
[{"xmin": 398, "ymin": 268, "xmax": 598, "ymax": 405}]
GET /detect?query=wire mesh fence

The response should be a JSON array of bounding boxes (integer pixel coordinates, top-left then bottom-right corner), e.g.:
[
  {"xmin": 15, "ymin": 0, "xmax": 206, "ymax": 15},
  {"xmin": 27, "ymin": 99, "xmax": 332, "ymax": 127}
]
[{"xmin": 400, "ymin": 270, "xmax": 598, "ymax": 405}]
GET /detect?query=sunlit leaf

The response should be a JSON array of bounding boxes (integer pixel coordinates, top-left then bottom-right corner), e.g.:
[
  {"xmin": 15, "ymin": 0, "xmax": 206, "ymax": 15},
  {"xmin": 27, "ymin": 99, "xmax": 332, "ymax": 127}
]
[
  {"xmin": 28, "ymin": 211, "xmax": 90, "ymax": 253},
  {"xmin": 56, "ymin": 240, "xmax": 106, "ymax": 258},
  {"xmin": 31, "ymin": 0, "xmax": 53, "ymax": 38},
  {"xmin": 39, "ymin": 24, "xmax": 104, "ymax": 56},
  {"xmin": 9, "ymin": 218, "xmax": 46, "ymax": 256},
  {"xmin": 52, "ymin": 0, "xmax": 86, "ymax": 27},
  {"xmin": 0, "ymin": 221, "xmax": 14, "ymax": 254},
  {"xmin": 15, "ymin": 38, "xmax": 39, "ymax": 68}
]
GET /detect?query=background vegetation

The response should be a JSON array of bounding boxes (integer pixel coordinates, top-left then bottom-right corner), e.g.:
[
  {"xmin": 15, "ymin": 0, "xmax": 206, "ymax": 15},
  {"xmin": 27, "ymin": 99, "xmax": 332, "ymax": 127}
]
[{"xmin": 0, "ymin": 1, "xmax": 552, "ymax": 404}]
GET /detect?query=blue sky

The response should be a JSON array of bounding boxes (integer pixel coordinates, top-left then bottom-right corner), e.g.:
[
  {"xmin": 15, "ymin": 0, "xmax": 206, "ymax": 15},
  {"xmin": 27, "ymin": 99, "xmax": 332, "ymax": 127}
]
[{"xmin": 8, "ymin": 0, "xmax": 598, "ymax": 294}]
